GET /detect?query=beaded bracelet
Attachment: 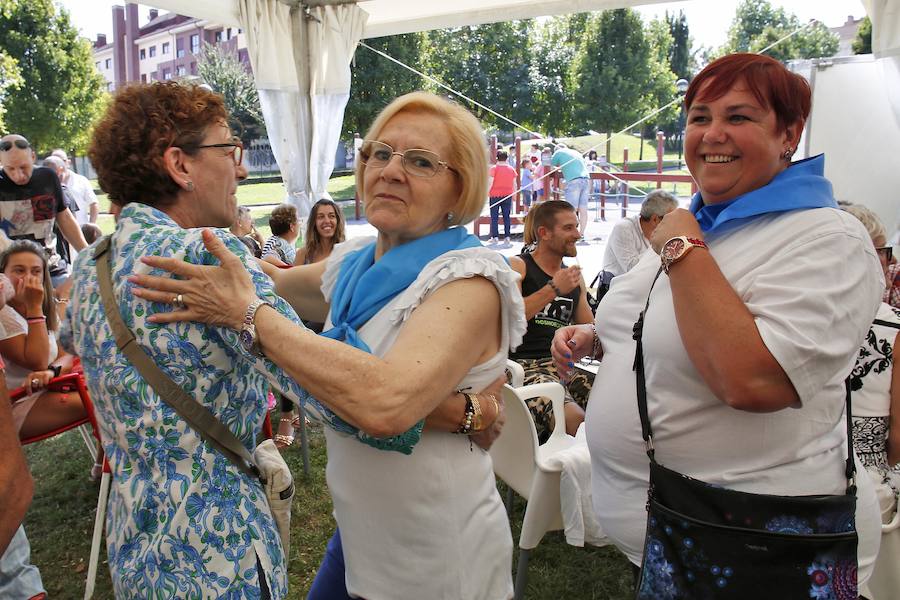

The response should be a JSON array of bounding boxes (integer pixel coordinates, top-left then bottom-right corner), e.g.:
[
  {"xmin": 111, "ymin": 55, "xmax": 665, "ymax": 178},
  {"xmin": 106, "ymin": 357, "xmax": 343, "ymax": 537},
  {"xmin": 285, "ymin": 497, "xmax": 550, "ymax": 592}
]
[
  {"xmin": 548, "ymin": 280, "xmax": 563, "ymax": 296},
  {"xmin": 590, "ymin": 324, "xmax": 602, "ymax": 359},
  {"xmin": 455, "ymin": 393, "xmax": 475, "ymax": 434}
]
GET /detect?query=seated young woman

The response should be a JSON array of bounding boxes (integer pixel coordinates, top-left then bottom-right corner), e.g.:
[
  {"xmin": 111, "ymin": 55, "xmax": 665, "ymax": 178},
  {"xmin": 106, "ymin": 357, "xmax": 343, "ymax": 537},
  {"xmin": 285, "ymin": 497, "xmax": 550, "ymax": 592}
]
[{"xmin": 0, "ymin": 241, "xmax": 83, "ymax": 439}]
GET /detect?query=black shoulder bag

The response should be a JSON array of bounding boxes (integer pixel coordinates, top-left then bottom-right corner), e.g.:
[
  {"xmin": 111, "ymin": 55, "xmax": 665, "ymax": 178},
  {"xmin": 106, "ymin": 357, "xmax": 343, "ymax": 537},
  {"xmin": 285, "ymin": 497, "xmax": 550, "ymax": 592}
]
[{"xmin": 634, "ymin": 267, "xmax": 859, "ymax": 599}]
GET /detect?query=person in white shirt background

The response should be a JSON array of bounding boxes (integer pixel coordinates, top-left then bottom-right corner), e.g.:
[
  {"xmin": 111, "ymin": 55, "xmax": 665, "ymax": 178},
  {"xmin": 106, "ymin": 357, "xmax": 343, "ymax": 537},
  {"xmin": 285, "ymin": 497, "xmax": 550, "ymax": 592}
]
[
  {"xmin": 600, "ymin": 189, "xmax": 678, "ymax": 279},
  {"xmin": 50, "ymin": 149, "xmax": 98, "ymax": 227}
]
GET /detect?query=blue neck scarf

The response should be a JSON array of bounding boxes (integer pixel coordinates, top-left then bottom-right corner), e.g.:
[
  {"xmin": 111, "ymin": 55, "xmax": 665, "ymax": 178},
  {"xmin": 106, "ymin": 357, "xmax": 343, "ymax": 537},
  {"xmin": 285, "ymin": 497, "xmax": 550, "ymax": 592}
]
[
  {"xmin": 690, "ymin": 154, "xmax": 836, "ymax": 235},
  {"xmin": 321, "ymin": 226, "xmax": 482, "ymax": 352}
]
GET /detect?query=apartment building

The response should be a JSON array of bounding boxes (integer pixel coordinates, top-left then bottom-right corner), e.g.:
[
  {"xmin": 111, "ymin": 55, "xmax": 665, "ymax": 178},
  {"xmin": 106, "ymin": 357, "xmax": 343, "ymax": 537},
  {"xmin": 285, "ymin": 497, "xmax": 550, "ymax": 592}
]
[{"xmin": 92, "ymin": 3, "xmax": 249, "ymax": 91}]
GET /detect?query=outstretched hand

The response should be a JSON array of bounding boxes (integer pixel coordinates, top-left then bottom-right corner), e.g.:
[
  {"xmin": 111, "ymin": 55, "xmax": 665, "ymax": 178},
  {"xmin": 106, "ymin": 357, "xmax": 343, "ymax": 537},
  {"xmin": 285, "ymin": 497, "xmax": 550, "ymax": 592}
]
[
  {"xmin": 550, "ymin": 324, "xmax": 598, "ymax": 382},
  {"xmin": 129, "ymin": 229, "xmax": 257, "ymax": 330}
]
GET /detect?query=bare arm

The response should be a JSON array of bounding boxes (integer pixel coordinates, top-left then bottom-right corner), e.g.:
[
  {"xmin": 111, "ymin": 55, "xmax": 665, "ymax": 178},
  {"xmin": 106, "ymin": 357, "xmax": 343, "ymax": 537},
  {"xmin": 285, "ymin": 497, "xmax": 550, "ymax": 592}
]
[
  {"xmin": 510, "ymin": 256, "xmax": 582, "ymax": 321},
  {"xmin": 268, "ymin": 260, "xmax": 329, "ymax": 323},
  {"xmin": 89, "ymin": 202, "xmax": 99, "ymax": 224},
  {"xmin": 574, "ymin": 277, "xmax": 594, "ymax": 325},
  {"xmin": 888, "ymin": 330, "xmax": 900, "ymax": 466},
  {"xmin": 56, "ymin": 208, "xmax": 88, "ymax": 251},
  {"xmin": 0, "ymin": 276, "xmax": 50, "ymax": 370},
  {"xmin": 253, "ymin": 276, "xmax": 502, "ymax": 436},
  {"xmin": 261, "ymin": 254, "xmax": 289, "ymax": 268},
  {"xmin": 653, "ymin": 209, "xmax": 798, "ymax": 412},
  {"xmin": 293, "ymin": 247, "xmax": 308, "ymax": 267},
  {"xmin": 0, "ymin": 372, "xmax": 33, "ymax": 554}
]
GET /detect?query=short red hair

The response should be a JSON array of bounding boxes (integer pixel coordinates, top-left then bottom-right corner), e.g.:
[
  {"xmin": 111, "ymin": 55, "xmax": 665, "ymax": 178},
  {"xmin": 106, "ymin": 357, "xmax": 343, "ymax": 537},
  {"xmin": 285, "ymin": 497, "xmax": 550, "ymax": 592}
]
[{"xmin": 685, "ymin": 53, "xmax": 811, "ymax": 133}]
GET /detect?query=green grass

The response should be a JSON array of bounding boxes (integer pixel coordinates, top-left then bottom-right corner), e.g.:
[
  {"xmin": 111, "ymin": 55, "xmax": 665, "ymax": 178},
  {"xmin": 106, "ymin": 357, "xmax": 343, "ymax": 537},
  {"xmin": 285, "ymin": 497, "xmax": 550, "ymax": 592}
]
[{"xmin": 23, "ymin": 426, "xmax": 633, "ymax": 599}]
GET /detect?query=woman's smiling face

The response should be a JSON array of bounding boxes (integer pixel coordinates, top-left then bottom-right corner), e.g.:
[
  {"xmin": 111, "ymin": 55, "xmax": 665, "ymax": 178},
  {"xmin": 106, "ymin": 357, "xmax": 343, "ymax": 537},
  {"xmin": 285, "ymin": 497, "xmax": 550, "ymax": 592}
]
[{"xmin": 685, "ymin": 79, "xmax": 799, "ymax": 205}]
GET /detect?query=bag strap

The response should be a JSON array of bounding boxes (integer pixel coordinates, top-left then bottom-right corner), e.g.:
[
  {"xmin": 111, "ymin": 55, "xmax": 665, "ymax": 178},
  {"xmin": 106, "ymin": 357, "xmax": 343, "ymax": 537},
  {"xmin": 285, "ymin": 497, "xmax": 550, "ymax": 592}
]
[
  {"xmin": 632, "ymin": 265, "xmax": 856, "ymax": 495},
  {"xmin": 93, "ymin": 236, "xmax": 264, "ymax": 483}
]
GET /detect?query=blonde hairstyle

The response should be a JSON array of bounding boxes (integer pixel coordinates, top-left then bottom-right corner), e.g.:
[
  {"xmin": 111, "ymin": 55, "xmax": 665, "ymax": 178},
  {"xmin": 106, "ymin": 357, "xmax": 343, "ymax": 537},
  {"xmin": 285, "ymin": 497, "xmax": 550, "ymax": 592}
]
[
  {"xmin": 356, "ymin": 91, "xmax": 488, "ymax": 227},
  {"xmin": 842, "ymin": 203, "xmax": 886, "ymax": 243}
]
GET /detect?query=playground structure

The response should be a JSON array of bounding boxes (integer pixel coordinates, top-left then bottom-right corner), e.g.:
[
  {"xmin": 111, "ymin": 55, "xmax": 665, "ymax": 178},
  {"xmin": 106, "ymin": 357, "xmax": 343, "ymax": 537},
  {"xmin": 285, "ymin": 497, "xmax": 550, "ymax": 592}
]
[{"xmin": 471, "ymin": 132, "xmax": 697, "ymax": 238}]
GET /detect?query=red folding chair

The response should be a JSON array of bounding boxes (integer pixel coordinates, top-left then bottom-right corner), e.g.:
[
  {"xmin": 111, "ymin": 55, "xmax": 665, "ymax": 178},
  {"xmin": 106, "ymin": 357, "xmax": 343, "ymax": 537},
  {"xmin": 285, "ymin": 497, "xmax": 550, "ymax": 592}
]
[{"xmin": 13, "ymin": 372, "xmax": 100, "ymax": 462}]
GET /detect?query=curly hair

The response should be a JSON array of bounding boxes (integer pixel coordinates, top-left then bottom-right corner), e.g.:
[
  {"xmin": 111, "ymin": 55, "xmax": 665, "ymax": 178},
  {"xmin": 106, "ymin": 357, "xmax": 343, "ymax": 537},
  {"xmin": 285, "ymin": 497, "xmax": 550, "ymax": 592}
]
[
  {"xmin": 88, "ymin": 82, "xmax": 228, "ymax": 208},
  {"xmin": 268, "ymin": 203, "xmax": 298, "ymax": 237},
  {"xmin": 0, "ymin": 240, "xmax": 58, "ymax": 332}
]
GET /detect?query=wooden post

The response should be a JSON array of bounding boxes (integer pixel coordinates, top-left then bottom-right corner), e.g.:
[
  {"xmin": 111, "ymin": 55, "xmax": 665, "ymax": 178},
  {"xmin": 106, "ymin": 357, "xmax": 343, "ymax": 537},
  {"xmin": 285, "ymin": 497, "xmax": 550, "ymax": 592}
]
[
  {"xmin": 622, "ymin": 148, "xmax": 629, "ymax": 218},
  {"xmin": 600, "ymin": 176, "xmax": 606, "ymax": 221},
  {"xmin": 514, "ymin": 136, "xmax": 522, "ymax": 212},
  {"xmin": 489, "ymin": 135, "xmax": 497, "ymax": 165},
  {"xmin": 656, "ymin": 131, "xmax": 665, "ymax": 188}
]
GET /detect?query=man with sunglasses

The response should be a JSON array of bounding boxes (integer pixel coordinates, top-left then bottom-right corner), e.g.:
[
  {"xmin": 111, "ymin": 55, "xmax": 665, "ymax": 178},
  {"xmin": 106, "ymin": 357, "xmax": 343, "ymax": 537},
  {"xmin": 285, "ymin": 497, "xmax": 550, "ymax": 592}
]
[{"xmin": 0, "ymin": 135, "xmax": 88, "ymax": 287}]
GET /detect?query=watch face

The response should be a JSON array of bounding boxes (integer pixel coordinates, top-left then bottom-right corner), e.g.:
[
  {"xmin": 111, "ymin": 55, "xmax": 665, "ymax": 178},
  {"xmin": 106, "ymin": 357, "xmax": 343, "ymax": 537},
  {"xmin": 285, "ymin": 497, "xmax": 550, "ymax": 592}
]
[
  {"xmin": 662, "ymin": 238, "xmax": 686, "ymax": 261},
  {"xmin": 239, "ymin": 328, "xmax": 254, "ymax": 351}
]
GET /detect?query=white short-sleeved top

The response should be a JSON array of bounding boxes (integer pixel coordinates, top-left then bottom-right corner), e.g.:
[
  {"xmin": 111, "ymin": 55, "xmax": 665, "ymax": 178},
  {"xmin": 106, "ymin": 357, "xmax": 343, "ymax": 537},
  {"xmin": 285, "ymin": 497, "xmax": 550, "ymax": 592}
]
[
  {"xmin": 319, "ymin": 236, "xmax": 525, "ymax": 600},
  {"xmin": 0, "ymin": 305, "xmax": 57, "ymax": 389},
  {"xmin": 586, "ymin": 208, "xmax": 884, "ymax": 579},
  {"xmin": 601, "ymin": 215, "xmax": 649, "ymax": 276}
]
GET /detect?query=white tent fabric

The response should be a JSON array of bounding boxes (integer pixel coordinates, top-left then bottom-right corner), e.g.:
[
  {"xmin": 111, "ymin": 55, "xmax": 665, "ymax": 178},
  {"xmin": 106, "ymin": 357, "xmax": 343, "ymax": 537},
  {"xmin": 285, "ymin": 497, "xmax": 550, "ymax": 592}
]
[{"xmin": 238, "ymin": 0, "xmax": 365, "ymax": 215}]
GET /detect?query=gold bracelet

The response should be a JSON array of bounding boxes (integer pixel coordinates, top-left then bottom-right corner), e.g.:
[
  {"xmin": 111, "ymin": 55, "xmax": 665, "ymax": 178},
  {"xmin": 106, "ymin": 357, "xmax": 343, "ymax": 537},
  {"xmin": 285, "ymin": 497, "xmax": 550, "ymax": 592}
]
[{"xmin": 471, "ymin": 393, "xmax": 484, "ymax": 432}]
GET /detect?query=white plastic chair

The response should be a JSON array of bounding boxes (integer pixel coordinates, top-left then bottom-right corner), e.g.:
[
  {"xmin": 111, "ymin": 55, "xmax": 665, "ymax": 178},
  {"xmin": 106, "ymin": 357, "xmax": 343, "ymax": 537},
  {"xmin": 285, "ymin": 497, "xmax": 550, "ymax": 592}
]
[
  {"xmin": 860, "ymin": 486, "xmax": 900, "ymax": 600},
  {"xmin": 490, "ymin": 381, "xmax": 579, "ymax": 600}
]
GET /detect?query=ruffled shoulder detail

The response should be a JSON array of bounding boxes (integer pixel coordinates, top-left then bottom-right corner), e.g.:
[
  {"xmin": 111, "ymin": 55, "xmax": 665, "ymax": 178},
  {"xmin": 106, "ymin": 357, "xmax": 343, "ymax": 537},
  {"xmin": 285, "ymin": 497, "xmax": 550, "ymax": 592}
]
[
  {"xmin": 390, "ymin": 247, "xmax": 526, "ymax": 351},
  {"xmin": 320, "ymin": 236, "xmax": 375, "ymax": 302}
]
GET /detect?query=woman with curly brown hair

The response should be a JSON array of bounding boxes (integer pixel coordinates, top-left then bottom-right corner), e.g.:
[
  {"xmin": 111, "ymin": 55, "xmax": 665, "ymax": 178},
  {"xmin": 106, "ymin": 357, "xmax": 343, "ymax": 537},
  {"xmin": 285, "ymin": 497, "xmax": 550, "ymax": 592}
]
[{"xmin": 58, "ymin": 81, "xmax": 315, "ymax": 598}]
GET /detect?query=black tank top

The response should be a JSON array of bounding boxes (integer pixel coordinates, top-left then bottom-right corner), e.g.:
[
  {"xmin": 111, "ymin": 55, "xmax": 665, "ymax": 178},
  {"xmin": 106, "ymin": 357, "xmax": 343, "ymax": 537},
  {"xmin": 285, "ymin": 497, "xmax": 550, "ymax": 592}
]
[{"xmin": 510, "ymin": 253, "xmax": 581, "ymax": 360}]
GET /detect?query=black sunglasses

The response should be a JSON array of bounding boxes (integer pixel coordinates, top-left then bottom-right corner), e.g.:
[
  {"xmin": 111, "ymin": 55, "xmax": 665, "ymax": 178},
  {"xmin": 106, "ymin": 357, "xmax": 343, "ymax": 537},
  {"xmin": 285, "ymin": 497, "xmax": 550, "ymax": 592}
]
[
  {"xmin": 0, "ymin": 139, "xmax": 30, "ymax": 152},
  {"xmin": 876, "ymin": 246, "xmax": 893, "ymax": 262}
]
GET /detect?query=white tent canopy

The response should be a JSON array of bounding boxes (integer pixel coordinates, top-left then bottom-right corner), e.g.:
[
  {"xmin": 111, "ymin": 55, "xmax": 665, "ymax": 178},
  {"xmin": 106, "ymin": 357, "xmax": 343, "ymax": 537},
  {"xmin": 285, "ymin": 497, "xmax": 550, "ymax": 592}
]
[{"xmin": 146, "ymin": 0, "xmax": 899, "ymax": 232}]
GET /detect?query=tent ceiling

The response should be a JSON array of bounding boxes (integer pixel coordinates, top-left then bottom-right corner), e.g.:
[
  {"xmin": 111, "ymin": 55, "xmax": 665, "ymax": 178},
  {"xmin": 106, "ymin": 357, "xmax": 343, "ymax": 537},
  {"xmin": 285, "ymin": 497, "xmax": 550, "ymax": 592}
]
[{"xmin": 143, "ymin": 0, "xmax": 672, "ymax": 38}]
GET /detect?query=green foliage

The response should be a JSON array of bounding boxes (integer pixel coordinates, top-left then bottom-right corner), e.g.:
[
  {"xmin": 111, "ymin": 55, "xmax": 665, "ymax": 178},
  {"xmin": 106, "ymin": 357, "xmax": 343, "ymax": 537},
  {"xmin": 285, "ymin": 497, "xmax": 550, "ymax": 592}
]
[
  {"xmin": 852, "ymin": 16, "xmax": 872, "ymax": 55},
  {"xmin": 0, "ymin": 0, "xmax": 106, "ymax": 153},
  {"xmin": 666, "ymin": 10, "xmax": 691, "ymax": 80},
  {"xmin": 570, "ymin": 9, "xmax": 656, "ymax": 156},
  {"xmin": 345, "ymin": 33, "xmax": 423, "ymax": 138},
  {"xmin": 722, "ymin": 0, "xmax": 839, "ymax": 60},
  {"xmin": 0, "ymin": 48, "xmax": 23, "ymax": 131},
  {"xmin": 196, "ymin": 42, "xmax": 266, "ymax": 145},
  {"xmin": 421, "ymin": 20, "xmax": 534, "ymax": 132},
  {"xmin": 527, "ymin": 14, "xmax": 590, "ymax": 136}
]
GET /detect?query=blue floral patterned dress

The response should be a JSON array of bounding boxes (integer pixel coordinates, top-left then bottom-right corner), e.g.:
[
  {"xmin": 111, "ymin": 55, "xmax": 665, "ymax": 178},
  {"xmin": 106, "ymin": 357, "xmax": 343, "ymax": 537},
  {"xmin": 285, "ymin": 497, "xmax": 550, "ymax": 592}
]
[{"xmin": 59, "ymin": 203, "xmax": 311, "ymax": 598}]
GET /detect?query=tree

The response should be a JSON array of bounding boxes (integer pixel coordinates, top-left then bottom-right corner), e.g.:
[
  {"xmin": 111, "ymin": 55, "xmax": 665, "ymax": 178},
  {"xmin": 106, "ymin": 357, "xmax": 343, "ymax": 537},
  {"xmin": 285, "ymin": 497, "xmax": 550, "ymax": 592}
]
[
  {"xmin": 643, "ymin": 17, "xmax": 679, "ymax": 152},
  {"xmin": 666, "ymin": 10, "xmax": 691, "ymax": 80},
  {"xmin": 196, "ymin": 42, "xmax": 266, "ymax": 145},
  {"xmin": 421, "ymin": 21, "xmax": 534, "ymax": 133},
  {"xmin": 345, "ymin": 33, "xmax": 423, "ymax": 138},
  {"xmin": 527, "ymin": 14, "xmax": 590, "ymax": 136},
  {"xmin": 852, "ymin": 16, "xmax": 872, "ymax": 55},
  {"xmin": 0, "ymin": 0, "xmax": 106, "ymax": 153},
  {"xmin": 570, "ymin": 9, "xmax": 654, "ymax": 158},
  {"xmin": 721, "ymin": 0, "xmax": 838, "ymax": 60},
  {"xmin": 0, "ymin": 49, "xmax": 22, "ymax": 132}
]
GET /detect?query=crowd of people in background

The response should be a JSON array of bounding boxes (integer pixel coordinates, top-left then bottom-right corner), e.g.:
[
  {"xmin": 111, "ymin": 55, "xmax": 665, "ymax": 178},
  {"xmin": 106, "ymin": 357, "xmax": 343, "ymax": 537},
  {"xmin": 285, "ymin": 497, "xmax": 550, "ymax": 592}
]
[{"xmin": 0, "ymin": 51, "xmax": 898, "ymax": 600}]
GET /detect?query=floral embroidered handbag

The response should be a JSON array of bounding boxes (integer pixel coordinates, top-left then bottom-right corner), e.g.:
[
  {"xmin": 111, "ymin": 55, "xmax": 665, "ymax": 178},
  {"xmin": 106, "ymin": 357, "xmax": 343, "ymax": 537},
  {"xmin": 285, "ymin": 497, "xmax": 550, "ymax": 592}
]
[{"xmin": 633, "ymin": 268, "xmax": 859, "ymax": 599}]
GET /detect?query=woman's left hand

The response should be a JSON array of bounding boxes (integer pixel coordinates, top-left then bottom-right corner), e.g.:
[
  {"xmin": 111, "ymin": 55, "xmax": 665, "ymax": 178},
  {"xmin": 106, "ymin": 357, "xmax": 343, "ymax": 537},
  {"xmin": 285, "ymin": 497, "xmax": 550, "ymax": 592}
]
[
  {"xmin": 129, "ymin": 229, "xmax": 256, "ymax": 330},
  {"xmin": 650, "ymin": 208, "xmax": 704, "ymax": 254},
  {"xmin": 24, "ymin": 370, "xmax": 53, "ymax": 395}
]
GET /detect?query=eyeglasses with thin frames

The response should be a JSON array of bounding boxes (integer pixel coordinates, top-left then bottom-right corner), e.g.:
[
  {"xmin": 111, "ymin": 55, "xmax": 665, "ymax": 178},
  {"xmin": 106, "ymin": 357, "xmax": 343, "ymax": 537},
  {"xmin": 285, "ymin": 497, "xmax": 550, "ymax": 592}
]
[
  {"xmin": 186, "ymin": 138, "xmax": 244, "ymax": 166},
  {"xmin": 0, "ymin": 139, "xmax": 30, "ymax": 152},
  {"xmin": 359, "ymin": 140, "xmax": 456, "ymax": 178}
]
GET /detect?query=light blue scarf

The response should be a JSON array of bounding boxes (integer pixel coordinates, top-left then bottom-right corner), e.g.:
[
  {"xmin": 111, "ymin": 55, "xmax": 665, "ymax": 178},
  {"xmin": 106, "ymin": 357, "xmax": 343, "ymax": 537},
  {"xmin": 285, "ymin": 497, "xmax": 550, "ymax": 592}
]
[
  {"xmin": 320, "ymin": 226, "xmax": 482, "ymax": 453},
  {"xmin": 690, "ymin": 154, "xmax": 836, "ymax": 235}
]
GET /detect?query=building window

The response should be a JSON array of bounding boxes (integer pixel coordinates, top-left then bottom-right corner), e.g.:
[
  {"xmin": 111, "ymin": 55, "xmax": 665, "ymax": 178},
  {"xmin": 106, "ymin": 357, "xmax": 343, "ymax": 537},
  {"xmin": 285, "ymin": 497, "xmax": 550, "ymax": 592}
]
[
  {"xmin": 190, "ymin": 62, "xmax": 197, "ymax": 75},
  {"xmin": 95, "ymin": 61, "xmax": 100, "ymax": 69},
  {"xmin": 139, "ymin": 48, "xmax": 146, "ymax": 60},
  {"xmin": 105, "ymin": 58, "xmax": 111, "ymax": 69},
  {"xmin": 162, "ymin": 42, "xmax": 169, "ymax": 55},
  {"xmin": 215, "ymin": 31, "xmax": 223, "ymax": 42},
  {"xmin": 176, "ymin": 65, "xmax": 186, "ymax": 77},
  {"xmin": 226, "ymin": 28, "xmax": 232, "ymax": 40},
  {"xmin": 177, "ymin": 39, "xmax": 185, "ymax": 58},
  {"xmin": 106, "ymin": 82, "xmax": 113, "ymax": 92},
  {"xmin": 163, "ymin": 68, "xmax": 172, "ymax": 80},
  {"xmin": 190, "ymin": 34, "xmax": 200, "ymax": 54},
  {"xmin": 141, "ymin": 74, "xmax": 147, "ymax": 83},
  {"xmin": 149, "ymin": 45, "xmax": 156, "ymax": 57}
]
